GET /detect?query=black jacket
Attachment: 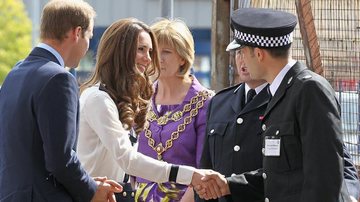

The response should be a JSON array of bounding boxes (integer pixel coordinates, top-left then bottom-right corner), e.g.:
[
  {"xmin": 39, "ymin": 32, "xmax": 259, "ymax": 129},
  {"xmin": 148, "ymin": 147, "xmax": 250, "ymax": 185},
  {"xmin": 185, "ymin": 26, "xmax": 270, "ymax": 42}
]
[
  {"xmin": 199, "ymin": 83, "xmax": 269, "ymax": 202},
  {"xmin": 261, "ymin": 61, "xmax": 357, "ymax": 202}
]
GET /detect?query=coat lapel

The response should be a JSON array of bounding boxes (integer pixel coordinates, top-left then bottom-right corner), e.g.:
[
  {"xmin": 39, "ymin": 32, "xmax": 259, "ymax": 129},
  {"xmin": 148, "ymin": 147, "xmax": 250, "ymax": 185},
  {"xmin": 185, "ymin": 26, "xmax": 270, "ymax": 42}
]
[
  {"xmin": 240, "ymin": 84, "xmax": 270, "ymax": 115},
  {"xmin": 231, "ymin": 83, "xmax": 246, "ymax": 114},
  {"xmin": 263, "ymin": 62, "xmax": 307, "ymax": 118}
]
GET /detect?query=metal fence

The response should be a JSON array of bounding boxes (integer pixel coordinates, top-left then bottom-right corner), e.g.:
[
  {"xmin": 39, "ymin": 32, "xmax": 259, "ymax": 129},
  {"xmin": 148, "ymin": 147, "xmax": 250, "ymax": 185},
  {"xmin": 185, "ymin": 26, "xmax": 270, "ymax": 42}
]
[{"xmin": 335, "ymin": 80, "xmax": 360, "ymax": 165}]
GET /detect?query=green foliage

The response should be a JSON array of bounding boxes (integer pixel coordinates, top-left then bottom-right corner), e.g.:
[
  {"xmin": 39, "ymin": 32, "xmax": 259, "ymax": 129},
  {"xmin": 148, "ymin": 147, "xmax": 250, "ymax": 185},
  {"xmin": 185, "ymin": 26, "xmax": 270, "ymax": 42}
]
[{"xmin": 0, "ymin": 0, "xmax": 32, "ymax": 84}]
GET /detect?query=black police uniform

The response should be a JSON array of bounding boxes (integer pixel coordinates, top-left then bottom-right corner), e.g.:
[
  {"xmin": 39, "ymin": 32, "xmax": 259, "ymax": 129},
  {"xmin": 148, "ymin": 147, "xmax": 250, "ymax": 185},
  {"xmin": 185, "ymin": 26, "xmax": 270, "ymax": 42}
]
[
  {"xmin": 261, "ymin": 62, "xmax": 355, "ymax": 202},
  {"xmin": 199, "ymin": 83, "xmax": 269, "ymax": 202},
  {"xmin": 198, "ymin": 82, "xmax": 359, "ymax": 202}
]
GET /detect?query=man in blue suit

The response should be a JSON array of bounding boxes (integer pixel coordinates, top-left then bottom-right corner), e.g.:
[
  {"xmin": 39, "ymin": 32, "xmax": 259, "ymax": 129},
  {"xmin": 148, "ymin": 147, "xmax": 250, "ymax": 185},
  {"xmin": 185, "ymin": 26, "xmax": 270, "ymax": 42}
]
[{"xmin": 0, "ymin": 0, "xmax": 121, "ymax": 201}]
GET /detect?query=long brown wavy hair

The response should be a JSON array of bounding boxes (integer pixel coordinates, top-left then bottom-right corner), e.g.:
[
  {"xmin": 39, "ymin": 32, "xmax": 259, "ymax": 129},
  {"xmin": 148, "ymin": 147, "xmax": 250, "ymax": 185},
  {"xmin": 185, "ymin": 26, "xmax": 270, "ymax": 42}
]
[{"xmin": 80, "ymin": 18, "xmax": 160, "ymax": 134}]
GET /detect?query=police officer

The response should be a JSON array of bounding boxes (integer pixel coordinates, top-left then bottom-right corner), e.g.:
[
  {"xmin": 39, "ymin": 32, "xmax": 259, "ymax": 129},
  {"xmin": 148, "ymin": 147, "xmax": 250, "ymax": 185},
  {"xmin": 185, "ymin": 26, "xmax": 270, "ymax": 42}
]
[
  {"xmin": 198, "ymin": 40, "xmax": 269, "ymax": 202},
  {"xmin": 196, "ymin": 7, "xmax": 360, "ymax": 202},
  {"xmin": 228, "ymin": 7, "xmax": 355, "ymax": 202}
]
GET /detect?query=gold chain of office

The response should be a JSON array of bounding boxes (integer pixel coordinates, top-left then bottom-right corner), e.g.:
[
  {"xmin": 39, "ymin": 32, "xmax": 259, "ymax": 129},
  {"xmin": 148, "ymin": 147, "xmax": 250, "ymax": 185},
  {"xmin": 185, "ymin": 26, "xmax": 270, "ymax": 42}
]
[{"xmin": 144, "ymin": 90, "xmax": 212, "ymax": 160}]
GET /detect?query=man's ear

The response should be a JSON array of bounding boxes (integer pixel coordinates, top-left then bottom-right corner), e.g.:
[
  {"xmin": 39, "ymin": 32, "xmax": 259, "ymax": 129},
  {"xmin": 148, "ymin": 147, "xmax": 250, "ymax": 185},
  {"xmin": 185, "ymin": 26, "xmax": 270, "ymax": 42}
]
[
  {"xmin": 72, "ymin": 26, "xmax": 82, "ymax": 42},
  {"xmin": 254, "ymin": 47, "xmax": 264, "ymax": 61}
]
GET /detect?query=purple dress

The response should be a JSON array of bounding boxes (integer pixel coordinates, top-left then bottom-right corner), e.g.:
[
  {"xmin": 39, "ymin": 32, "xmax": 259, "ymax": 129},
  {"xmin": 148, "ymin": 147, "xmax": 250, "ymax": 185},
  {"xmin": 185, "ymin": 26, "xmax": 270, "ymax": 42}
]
[{"xmin": 135, "ymin": 76, "xmax": 213, "ymax": 202}]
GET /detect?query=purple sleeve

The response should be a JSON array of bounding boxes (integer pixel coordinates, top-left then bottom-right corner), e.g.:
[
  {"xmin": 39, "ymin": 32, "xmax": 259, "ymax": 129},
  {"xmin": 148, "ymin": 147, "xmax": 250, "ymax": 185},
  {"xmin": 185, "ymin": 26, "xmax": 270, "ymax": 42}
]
[{"xmin": 194, "ymin": 97, "xmax": 212, "ymax": 167}]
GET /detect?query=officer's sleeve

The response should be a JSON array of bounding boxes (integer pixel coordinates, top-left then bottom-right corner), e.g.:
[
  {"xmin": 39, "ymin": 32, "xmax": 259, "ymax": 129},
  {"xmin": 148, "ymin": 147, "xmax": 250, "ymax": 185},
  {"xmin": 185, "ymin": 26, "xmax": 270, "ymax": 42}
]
[
  {"xmin": 36, "ymin": 72, "xmax": 97, "ymax": 201},
  {"xmin": 199, "ymin": 98, "xmax": 214, "ymax": 170},
  {"xmin": 195, "ymin": 98, "xmax": 217, "ymax": 202},
  {"xmin": 226, "ymin": 169, "xmax": 264, "ymax": 201},
  {"xmin": 343, "ymin": 144, "xmax": 360, "ymax": 199},
  {"xmin": 297, "ymin": 80, "xmax": 343, "ymax": 201}
]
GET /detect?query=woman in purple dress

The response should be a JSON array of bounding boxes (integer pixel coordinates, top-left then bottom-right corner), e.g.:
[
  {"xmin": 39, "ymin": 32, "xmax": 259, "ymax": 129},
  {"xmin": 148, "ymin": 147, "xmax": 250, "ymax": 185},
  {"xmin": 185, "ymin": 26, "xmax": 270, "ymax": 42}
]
[{"xmin": 135, "ymin": 18, "xmax": 214, "ymax": 202}]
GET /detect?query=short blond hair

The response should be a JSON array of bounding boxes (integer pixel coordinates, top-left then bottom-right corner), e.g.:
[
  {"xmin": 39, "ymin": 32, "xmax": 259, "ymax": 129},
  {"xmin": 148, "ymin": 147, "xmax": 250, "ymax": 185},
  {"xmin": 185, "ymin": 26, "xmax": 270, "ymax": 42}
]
[
  {"xmin": 151, "ymin": 18, "xmax": 195, "ymax": 76},
  {"xmin": 40, "ymin": 0, "xmax": 96, "ymax": 41}
]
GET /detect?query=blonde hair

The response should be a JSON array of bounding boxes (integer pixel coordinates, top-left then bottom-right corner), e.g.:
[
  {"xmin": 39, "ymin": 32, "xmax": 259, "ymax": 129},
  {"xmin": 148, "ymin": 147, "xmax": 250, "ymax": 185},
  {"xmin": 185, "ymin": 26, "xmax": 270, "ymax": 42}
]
[
  {"xmin": 40, "ymin": 0, "xmax": 96, "ymax": 41},
  {"xmin": 80, "ymin": 18, "xmax": 160, "ymax": 134},
  {"xmin": 150, "ymin": 18, "xmax": 195, "ymax": 77}
]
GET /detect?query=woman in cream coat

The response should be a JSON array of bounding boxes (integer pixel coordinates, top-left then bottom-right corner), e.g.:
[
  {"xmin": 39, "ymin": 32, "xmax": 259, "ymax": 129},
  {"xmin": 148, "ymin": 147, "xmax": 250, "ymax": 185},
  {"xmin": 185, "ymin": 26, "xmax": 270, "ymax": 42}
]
[{"xmin": 77, "ymin": 18, "xmax": 198, "ymax": 201}]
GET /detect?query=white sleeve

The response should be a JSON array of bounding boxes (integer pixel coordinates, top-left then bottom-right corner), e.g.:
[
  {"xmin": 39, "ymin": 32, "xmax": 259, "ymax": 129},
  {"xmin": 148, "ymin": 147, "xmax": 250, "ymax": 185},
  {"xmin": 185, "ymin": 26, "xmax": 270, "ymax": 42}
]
[{"xmin": 82, "ymin": 91, "xmax": 194, "ymax": 184}]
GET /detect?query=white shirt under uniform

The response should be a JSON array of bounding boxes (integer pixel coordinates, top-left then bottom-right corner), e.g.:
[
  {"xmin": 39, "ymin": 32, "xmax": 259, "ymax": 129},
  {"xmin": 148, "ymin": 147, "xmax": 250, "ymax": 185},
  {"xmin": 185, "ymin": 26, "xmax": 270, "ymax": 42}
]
[{"xmin": 77, "ymin": 84, "xmax": 195, "ymax": 184}]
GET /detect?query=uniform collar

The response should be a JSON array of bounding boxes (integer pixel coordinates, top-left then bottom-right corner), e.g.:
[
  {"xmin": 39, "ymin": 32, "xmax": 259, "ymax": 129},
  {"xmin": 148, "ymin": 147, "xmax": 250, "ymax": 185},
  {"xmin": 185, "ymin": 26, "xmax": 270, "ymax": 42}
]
[{"xmin": 269, "ymin": 59, "xmax": 296, "ymax": 96}]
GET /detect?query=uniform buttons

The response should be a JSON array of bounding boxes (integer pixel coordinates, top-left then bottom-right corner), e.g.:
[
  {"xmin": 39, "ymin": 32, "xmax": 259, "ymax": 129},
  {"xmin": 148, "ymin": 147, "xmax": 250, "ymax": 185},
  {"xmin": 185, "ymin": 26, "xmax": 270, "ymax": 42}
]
[
  {"xmin": 231, "ymin": 173, "xmax": 236, "ymax": 177},
  {"xmin": 262, "ymin": 124, "xmax": 266, "ymax": 131},
  {"xmin": 122, "ymin": 192, "xmax": 127, "ymax": 197},
  {"xmin": 262, "ymin": 148, "xmax": 265, "ymax": 155},
  {"xmin": 236, "ymin": 117, "xmax": 243, "ymax": 124},
  {"xmin": 275, "ymin": 130, "xmax": 279, "ymax": 135},
  {"xmin": 234, "ymin": 145, "xmax": 240, "ymax": 152},
  {"xmin": 210, "ymin": 129, "xmax": 215, "ymax": 134},
  {"xmin": 265, "ymin": 198, "xmax": 269, "ymax": 202},
  {"xmin": 262, "ymin": 173, "xmax": 267, "ymax": 179},
  {"xmin": 131, "ymin": 192, "xmax": 135, "ymax": 197}
]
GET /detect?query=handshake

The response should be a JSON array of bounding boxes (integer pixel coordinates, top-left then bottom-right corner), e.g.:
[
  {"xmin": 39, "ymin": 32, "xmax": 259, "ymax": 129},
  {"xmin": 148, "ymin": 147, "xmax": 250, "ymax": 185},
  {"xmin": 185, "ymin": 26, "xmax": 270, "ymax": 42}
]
[
  {"xmin": 88, "ymin": 170, "xmax": 231, "ymax": 201},
  {"xmin": 191, "ymin": 169, "xmax": 231, "ymax": 200},
  {"xmin": 90, "ymin": 176, "xmax": 123, "ymax": 202}
]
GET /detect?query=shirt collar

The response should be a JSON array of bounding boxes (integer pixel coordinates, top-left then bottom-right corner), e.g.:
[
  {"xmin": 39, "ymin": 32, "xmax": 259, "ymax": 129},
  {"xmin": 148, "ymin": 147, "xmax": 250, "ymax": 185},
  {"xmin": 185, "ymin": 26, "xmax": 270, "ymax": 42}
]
[
  {"xmin": 269, "ymin": 59, "xmax": 296, "ymax": 96},
  {"xmin": 37, "ymin": 43, "xmax": 65, "ymax": 67},
  {"xmin": 245, "ymin": 82, "xmax": 267, "ymax": 95}
]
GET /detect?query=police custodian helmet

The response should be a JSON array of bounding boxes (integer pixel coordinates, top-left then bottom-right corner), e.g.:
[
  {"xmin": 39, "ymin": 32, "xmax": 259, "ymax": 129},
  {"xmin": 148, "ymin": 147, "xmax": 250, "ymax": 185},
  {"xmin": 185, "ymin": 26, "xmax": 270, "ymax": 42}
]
[{"xmin": 226, "ymin": 8, "xmax": 298, "ymax": 51}]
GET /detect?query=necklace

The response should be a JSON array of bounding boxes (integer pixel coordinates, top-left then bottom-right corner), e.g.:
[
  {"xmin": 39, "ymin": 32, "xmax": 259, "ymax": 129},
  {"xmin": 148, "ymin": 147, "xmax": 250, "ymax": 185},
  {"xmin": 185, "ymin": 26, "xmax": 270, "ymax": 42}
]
[
  {"xmin": 147, "ymin": 110, "xmax": 183, "ymax": 125},
  {"xmin": 144, "ymin": 90, "xmax": 212, "ymax": 160}
]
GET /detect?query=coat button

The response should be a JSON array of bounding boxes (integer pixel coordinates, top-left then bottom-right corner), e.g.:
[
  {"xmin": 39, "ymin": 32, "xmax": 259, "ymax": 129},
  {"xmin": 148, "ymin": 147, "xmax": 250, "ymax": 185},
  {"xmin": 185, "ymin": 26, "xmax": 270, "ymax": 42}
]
[
  {"xmin": 265, "ymin": 198, "xmax": 269, "ymax": 202},
  {"xmin": 262, "ymin": 148, "xmax": 265, "ymax": 155},
  {"xmin": 233, "ymin": 145, "xmax": 240, "ymax": 152},
  {"xmin": 262, "ymin": 173, "xmax": 267, "ymax": 179},
  {"xmin": 210, "ymin": 129, "xmax": 215, "ymax": 134},
  {"xmin": 231, "ymin": 173, "xmax": 236, "ymax": 177},
  {"xmin": 275, "ymin": 130, "xmax": 279, "ymax": 135},
  {"xmin": 262, "ymin": 124, "xmax": 266, "ymax": 131},
  {"xmin": 131, "ymin": 192, "xmax": 135, "ymax": 197},
  {"xmin": 123, "ymin": 192, "xmax": 127, "ymax": 197},
  {"xmin": 236, "ymin": 118, "xmax": 243, "ymax": 124}
]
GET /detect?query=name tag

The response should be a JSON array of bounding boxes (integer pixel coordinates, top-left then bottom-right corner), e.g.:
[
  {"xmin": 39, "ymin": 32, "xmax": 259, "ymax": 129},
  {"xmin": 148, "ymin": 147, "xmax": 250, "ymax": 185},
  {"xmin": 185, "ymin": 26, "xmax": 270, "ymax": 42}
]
[{"xmin": 265, "ymin": 138, "xmax": 281, "ymax": 156}]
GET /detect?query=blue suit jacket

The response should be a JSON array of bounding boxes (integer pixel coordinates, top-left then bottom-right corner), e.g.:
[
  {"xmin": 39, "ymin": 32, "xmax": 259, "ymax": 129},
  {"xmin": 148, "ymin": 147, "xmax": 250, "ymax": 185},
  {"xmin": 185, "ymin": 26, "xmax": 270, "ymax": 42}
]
[{"xmin": 0, "ymin": 47, "xmax": 97, "ymax": 201}]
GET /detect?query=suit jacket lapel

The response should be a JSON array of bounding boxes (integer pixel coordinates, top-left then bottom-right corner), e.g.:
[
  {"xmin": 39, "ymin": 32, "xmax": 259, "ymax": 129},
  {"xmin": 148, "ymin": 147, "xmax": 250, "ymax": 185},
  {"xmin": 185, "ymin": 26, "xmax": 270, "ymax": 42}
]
[
  {"xmin": 263, "ymin": 62, "xmax": 307, "ymax": 118},
  {"xmin": 241, "ymin": 84, "xmax": 270, "ymax": 115},
  {"xmin": 28, "ymin": 47, "xmax": 62, "ymax": 66},
  {"xmin": 231, "ymin": 83, "xmax": 246, "ymax": 114}
]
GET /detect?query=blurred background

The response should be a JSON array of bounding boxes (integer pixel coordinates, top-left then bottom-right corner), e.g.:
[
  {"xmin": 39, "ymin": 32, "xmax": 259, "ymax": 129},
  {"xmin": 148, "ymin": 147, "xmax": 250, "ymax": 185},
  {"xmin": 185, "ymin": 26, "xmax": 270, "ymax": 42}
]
[{"xmin": 21, "ymin": 0, "xmax": 213, "ymax": 87}]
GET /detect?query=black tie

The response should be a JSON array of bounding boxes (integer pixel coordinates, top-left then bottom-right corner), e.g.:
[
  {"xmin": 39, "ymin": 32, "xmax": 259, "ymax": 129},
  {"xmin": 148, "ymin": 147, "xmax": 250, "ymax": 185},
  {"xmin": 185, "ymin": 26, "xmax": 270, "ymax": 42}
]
[{"xmin": 247, "ymin": 89, "xmax": 256, "ymax": 104}]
